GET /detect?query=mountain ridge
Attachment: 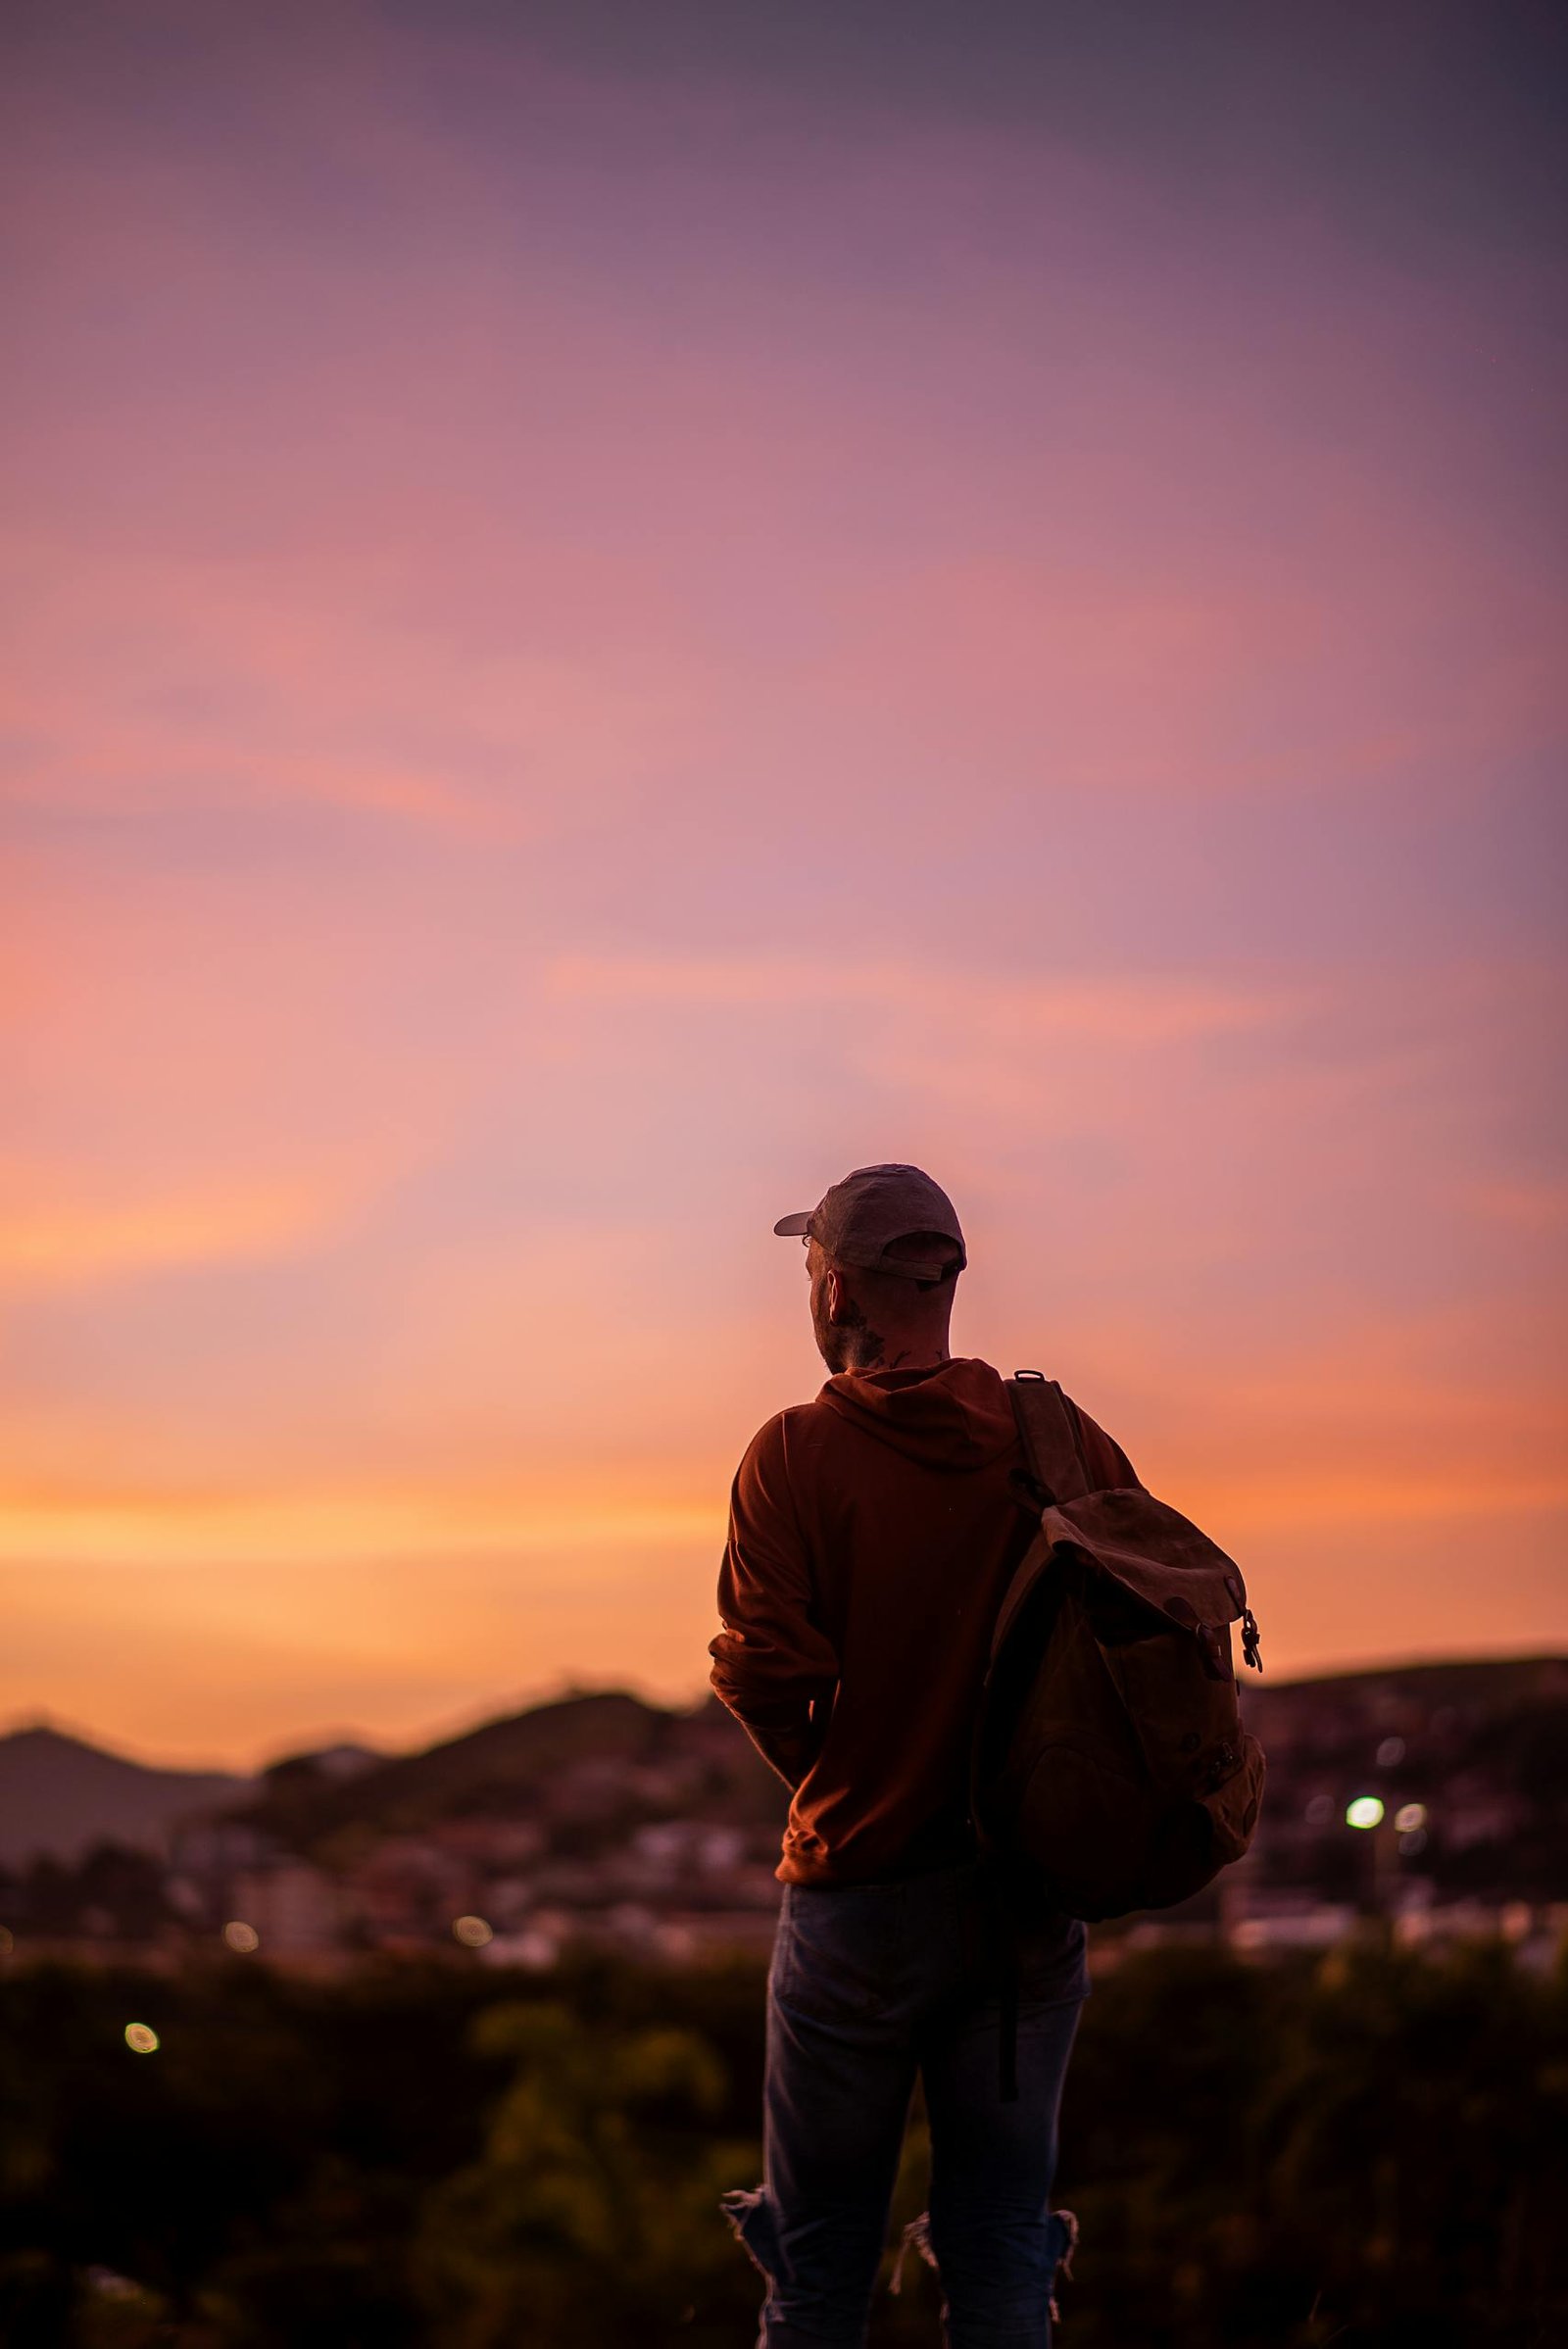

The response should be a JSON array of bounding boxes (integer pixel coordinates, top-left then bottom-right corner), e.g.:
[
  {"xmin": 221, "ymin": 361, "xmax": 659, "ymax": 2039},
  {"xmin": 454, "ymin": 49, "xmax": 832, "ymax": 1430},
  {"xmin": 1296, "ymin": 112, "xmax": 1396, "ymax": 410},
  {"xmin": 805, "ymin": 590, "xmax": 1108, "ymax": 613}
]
[
  {"xmin": 4, "ymin": 1655, "xmax": 1562, "ymax": 1868},
  {"xmin": 0, "ymin": 1725, "xmax": 255, "ymax": 1869}
]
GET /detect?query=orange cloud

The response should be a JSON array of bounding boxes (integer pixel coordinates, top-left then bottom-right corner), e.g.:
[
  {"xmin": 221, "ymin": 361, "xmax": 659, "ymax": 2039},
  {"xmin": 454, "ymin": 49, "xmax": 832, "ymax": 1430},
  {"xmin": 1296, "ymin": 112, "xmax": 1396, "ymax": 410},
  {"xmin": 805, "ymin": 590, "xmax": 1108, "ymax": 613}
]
[
  {"xmin": 0, "ymin": 1175, "xmax": 354, "ymax": 1288},
  {"xmin": 0, "ymin": 1481, "xmax": 721, "ymax": 1570}
]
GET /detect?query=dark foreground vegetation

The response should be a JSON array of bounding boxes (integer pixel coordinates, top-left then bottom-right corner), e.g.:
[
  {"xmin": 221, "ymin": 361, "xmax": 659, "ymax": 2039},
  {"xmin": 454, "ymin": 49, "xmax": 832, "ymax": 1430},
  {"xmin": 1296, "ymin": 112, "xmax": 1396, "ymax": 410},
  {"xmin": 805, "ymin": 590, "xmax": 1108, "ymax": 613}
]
[{"xmin": 2, "ymin": 1937, "xmax": 1564, "ymax": 2348}]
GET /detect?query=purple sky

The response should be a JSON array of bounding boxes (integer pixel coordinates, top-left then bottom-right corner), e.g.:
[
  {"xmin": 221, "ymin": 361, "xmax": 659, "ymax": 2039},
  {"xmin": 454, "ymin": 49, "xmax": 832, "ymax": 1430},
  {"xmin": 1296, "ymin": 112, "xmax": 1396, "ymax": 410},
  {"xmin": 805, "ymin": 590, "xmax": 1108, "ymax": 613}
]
[{"xmin": 2, "ymin": 0, "xmax": 1564, "ymax": 1762}]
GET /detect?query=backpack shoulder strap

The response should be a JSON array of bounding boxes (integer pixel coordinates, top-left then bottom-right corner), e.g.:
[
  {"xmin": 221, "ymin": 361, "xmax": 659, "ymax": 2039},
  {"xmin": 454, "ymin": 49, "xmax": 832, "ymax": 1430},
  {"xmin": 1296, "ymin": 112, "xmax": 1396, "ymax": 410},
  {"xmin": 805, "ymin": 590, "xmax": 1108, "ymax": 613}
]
[{"xmin": 1006, "ymin": 1373, "xmax": 1092, "ymax": 1505}]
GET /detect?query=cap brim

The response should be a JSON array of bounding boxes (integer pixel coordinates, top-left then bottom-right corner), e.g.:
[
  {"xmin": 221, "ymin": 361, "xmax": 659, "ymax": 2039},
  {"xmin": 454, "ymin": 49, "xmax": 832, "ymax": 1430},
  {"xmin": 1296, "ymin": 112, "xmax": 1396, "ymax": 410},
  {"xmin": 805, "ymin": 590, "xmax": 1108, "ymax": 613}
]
[{"xmin": 772, "ymin": 1210, "xmax": 813, "ymax": 1237}]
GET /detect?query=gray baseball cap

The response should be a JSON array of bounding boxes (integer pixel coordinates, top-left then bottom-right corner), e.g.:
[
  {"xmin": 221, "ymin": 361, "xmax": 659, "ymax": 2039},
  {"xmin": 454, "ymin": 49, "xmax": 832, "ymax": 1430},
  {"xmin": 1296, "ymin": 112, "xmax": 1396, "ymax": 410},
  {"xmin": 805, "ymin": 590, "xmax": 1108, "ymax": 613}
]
[{"xmin": 773, "ymin": 1163, "xmax": 967, "ymax": 1283}]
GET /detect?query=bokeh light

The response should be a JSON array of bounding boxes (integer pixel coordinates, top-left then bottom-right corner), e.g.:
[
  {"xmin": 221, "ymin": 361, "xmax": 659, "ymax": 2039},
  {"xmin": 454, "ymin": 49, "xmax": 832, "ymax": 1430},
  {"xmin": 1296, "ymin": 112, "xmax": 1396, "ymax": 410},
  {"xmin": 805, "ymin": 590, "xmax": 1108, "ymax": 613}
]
[
  {"xmin": 124, "ymin": 2023, "xmax": 160, "ymax": 2054},
  {"xmin": 1346, "ymin": 1796, "xmax": 1386, "ymax": 1831},
  {"xmin": 1395, "ymin": 1802, "xmax": 1428, "ymax": 1833},
  {"xmin": 222, "ymin": 1921, "xmax": 261, "ymax": 1954},
  {"xmin": 1376, "ymin": 1737, "xmax": 1407, "ymax": 1767},
  {"xmin": 453, "ymin": 1915, "xmax": 493, "ymax": 1949}
]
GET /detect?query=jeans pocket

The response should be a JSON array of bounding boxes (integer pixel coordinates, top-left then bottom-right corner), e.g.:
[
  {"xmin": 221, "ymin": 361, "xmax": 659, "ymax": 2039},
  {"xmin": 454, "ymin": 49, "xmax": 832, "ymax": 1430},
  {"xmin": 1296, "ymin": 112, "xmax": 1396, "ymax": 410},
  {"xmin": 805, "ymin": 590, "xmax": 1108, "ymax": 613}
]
[{"xmin": 771, "ymin": 1883, "xmax": 903, "ymax": 2020}]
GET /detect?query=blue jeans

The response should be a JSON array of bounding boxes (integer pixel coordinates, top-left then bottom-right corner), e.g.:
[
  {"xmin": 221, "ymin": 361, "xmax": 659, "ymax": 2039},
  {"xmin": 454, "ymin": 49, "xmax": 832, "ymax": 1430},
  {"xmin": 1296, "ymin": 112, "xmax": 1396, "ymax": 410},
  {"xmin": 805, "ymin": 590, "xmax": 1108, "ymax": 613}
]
[{"xmin": 722, "ymin": 1858, "xmax": 1088, "ymax": 2347}]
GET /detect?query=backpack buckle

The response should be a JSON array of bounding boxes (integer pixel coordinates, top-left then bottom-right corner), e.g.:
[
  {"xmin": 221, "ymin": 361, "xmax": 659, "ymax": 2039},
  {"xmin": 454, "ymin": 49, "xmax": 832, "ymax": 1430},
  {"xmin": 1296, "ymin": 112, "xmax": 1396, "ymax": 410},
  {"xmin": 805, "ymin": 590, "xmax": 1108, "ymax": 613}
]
[{"xmin": 1241, "ymin": 1607, "xmax": 1263, "ymax": 1673}]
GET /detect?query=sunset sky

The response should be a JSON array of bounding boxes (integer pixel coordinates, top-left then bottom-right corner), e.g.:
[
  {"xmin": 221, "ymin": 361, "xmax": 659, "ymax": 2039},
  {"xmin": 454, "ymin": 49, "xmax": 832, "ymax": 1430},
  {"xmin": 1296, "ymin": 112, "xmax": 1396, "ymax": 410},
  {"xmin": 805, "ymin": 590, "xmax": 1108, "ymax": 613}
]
[{"xmin": 4, "ymin": 0, "xmax": 1564, "ymax": 1767}]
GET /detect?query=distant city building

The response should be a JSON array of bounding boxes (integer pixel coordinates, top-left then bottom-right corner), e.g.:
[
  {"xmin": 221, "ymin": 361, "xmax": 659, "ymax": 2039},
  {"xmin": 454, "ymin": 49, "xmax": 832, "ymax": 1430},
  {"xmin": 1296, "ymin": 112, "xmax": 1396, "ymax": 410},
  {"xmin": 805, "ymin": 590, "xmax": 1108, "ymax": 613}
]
[
  {"xmin": 3, "ymin": 1661, "xmax": 1562, "ymax": 1967},
  {"xmin": 231, "ymin": 1863, "xmax": 341, "ymax": 1958}
]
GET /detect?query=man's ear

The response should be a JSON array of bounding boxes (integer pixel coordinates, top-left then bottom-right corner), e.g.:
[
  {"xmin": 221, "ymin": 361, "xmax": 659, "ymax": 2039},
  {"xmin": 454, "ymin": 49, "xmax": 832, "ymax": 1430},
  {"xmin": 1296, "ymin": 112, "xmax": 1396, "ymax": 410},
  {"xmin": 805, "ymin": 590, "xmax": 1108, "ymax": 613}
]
[{"xmin": 824, "ymin": 1266, "xmax": 847, "ymax": 1325}]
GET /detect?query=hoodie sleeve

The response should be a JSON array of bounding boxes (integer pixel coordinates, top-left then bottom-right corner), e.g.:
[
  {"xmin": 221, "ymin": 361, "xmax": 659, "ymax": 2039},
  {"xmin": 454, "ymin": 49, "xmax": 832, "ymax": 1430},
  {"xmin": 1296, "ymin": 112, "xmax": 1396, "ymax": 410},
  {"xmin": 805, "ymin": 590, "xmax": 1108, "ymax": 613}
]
[{"xmin": 709, "ymin": 1413, "xmax": 841, "ymax": 1789}]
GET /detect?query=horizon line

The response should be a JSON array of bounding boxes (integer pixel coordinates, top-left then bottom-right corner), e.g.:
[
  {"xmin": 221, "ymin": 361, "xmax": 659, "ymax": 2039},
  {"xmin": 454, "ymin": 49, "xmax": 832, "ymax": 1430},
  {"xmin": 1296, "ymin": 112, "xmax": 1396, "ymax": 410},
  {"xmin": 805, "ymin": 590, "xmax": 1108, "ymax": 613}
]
[{"xmin": 6, "ymin": 1646, "xmax": 1565, "ymax": 1780}]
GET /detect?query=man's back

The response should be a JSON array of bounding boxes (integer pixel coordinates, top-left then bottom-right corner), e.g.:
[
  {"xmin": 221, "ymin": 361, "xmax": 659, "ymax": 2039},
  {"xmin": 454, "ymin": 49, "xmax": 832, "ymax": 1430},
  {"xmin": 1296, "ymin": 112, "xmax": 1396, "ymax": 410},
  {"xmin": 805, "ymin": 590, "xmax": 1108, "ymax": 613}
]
[
  {"xmin": 710, "ymin": 1357, "xmax": 1138, "ymax": 1884},
  {"xmin": 714, "ymin": 1165, "xmax": 1119, "ymax": 2346}
]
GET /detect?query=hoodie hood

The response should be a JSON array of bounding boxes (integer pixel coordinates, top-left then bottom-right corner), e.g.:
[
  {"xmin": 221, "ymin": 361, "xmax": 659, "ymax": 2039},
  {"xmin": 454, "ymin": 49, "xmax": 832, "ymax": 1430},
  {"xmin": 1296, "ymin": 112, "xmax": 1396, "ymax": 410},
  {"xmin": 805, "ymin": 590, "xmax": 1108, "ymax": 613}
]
[{"xmin": 817, "ymin": 1356, "xmax": 1019, "ymax": 1470}]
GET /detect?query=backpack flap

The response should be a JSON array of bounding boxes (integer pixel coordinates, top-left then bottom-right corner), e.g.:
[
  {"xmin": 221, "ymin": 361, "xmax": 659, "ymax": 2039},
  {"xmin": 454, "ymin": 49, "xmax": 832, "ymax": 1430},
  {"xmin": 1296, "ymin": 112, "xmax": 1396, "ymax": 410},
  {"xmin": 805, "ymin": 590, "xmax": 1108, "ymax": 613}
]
[{"xmin": 1038, "ymin": 1492, "xmax": 1249, "ymax": 1641}]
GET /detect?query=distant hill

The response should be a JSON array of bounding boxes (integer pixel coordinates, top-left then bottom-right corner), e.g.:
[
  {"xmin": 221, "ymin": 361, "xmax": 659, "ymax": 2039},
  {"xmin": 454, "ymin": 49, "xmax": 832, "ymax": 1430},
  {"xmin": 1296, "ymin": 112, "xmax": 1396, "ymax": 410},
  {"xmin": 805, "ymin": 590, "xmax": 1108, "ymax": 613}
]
[
  {"xmin": 221, "ymin": 1656, "xmax": 1568, "ymax": 1869},
  {"xmin": 1247, "ymin": 1653, "xmax": 1568, "ymax": 1712},
  {"xmin": 6, "ymin": 1656, "xmax": 1562, "ymax": 1881},
  {"xmin": 227, "ymin": 1689, "xmax": 784, "ymax": 1858},
  {"xmin": 0, "ymin": 1727, "xmax": 255, "ymax": 1868}
]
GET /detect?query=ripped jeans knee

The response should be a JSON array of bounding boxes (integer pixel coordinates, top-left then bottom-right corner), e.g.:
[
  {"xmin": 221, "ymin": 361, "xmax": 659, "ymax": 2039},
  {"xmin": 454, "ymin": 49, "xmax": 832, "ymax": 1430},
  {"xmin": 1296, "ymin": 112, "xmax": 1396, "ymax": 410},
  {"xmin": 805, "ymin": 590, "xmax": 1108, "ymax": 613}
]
[
  {"xmin": 720, "ymin": 2182, "xmax": 888, "ymax": 2349},
  {"xmin": 890, "ymin": 2203, "xmax": 1079, "ymax": 2347},
  {"xmin": 721, "ymin": 2184, "xmax": 780, "ymax": 2283}
]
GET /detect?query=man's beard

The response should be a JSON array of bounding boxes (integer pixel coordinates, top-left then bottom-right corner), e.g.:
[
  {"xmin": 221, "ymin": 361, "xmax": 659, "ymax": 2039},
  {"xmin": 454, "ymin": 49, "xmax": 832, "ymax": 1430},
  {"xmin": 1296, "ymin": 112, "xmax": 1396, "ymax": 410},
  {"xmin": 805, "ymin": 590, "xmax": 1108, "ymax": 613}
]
[
  {"xmin": 810, "ymin": 1288, "xmax": 850, "ymax": 1373},
  {"xmin": 811, "ymin": 1284, "xmax": 872, "ymax": 1375}
]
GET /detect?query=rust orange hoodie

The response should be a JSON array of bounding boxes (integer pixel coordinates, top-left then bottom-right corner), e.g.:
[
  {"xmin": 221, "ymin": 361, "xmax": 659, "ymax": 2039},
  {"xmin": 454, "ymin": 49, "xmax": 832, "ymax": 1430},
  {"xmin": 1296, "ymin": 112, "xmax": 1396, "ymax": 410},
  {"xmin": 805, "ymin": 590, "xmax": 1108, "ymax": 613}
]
[{"xmin": 710, "ymin": 1356, "xmax": 1139, "ymax": 1884}]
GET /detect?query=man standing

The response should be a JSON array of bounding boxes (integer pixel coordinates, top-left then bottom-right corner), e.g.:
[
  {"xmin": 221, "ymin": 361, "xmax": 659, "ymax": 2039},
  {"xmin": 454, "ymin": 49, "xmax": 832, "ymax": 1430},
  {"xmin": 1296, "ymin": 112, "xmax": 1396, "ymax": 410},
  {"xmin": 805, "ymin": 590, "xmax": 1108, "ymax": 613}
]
[{"xmin": 710, "ymin": 1164, "xmax": 1140, "ymax": 2349}]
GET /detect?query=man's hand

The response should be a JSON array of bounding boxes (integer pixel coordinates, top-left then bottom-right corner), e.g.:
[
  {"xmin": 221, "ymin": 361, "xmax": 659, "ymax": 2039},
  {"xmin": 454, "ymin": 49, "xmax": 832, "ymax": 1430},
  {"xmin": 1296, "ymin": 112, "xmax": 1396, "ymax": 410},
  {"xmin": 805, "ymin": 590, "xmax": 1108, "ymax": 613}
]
[{"xmin": 741, "ymin": 1697, "xmax": 831, "ymax": 1791}]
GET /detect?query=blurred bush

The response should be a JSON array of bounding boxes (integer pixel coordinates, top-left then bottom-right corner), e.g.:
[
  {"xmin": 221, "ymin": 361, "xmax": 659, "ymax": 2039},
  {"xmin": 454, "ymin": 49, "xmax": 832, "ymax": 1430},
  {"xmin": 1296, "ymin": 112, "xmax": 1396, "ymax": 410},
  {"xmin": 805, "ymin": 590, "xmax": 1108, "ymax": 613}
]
[{"xmin": 1, "ymin": 1935, "xmax": 1563, "ymax": 2345}]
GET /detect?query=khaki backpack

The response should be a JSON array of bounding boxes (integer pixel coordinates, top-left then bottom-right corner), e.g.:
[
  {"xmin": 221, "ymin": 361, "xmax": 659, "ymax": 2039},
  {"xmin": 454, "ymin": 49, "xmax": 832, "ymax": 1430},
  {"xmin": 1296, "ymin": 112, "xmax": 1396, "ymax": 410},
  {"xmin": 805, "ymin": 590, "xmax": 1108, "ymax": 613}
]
[{"xmin": 973, "ymin": 1372, "xmax": 1266, "ymax": 1926}]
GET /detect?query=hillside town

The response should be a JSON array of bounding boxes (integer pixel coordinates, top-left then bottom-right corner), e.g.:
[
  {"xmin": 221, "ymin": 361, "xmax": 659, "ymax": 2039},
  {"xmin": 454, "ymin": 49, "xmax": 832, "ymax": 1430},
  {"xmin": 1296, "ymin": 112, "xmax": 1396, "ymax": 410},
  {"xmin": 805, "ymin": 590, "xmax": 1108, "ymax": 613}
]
[{"xmin": 3, "ymin": 1657, "xmax": 1564, "ymax": 1976}]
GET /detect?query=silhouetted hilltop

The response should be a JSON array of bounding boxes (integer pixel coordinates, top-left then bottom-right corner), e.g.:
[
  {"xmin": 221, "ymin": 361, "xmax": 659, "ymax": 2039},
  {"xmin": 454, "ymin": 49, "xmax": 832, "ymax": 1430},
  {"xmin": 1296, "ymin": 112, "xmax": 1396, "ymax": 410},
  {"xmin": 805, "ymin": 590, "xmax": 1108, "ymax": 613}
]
[
  {"xmin": 1250, "ymin": 1653, "xmax": 1568, "ymax": 1707},
  {"xmin": 4, "ymin": 1658, "xmax": 1562, "ymax": 1886},
  {"xmin": 220, "ymin": 1689, "xmax": 785, "ymax": 1862},
  {"xmin": 0, "ymin": 1725, "xmax": 253, "ymax": 1868}
]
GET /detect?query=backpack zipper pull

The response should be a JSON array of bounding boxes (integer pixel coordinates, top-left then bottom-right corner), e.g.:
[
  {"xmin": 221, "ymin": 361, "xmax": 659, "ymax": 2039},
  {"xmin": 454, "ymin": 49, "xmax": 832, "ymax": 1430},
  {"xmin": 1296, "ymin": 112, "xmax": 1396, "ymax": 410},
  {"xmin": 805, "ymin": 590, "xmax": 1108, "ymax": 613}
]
[{"xmin": 1241, "ymin": 1607, "xmax": 1263, "ymax": 1673}]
